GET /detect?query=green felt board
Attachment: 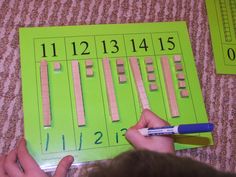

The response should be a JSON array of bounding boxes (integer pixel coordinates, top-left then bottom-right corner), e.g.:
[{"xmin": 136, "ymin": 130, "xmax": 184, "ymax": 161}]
[
  {"xmin": 206, "ymin": 0, "xmax": 236, "ymax": 74},
  {"xmin": 19, "ymin": 22, "xmax": 213, "ymax": 170}
]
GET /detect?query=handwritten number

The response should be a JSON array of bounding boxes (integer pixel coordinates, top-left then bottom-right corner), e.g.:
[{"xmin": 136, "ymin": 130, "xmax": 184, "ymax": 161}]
[
  {"xmin": 228, "ymin": 48, "xmax": 235, "ymax": 61},
  {"xmin": 115, "ymin": 128, "xmax": 127, "ymax": 143},
  {"xmin": 94, "ymin": 131, "xmax": 103, "ymax": 144}
]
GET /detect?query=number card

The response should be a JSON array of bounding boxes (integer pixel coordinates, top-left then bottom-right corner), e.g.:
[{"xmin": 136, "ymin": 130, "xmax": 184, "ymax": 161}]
[
  {"xmin": 206, "ymin": 0, "xmax": 236, "ymax": 74},
  {"xmin": 19, "ymin": 22, "xmax": 213, "ymax": 170}
]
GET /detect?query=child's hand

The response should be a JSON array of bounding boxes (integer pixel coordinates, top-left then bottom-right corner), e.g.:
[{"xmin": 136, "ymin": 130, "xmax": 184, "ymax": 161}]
[
  {"xmin": 0, "ymin": 138, "xmax": 74, "ymax": 177},
  {"xmin": 125, "ymin": 109, "xmax": 174, "ymax": 153}
]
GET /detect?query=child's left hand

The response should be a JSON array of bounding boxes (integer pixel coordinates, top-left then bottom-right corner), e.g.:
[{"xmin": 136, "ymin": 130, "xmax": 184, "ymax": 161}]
[{"xmin": 0, "ymin": 138, "xmax": 74, "ymax": 177}]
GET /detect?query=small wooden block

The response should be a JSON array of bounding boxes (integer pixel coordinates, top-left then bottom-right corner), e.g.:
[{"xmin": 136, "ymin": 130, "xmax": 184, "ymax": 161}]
[
  {"xmin": 149, "ymin": 83, "xmax": 158, "ymax": 91},
  {"xmin": 54, "ymin": 62, "xmax": 61, "ymax": 71},
  {"xmin": 145, "ymin": 57, "xmax": 153, "ymax": 65},
  {"xmin": 117, "ymin": 66, "xmax": 125, "ymax": 74},
  {"xmin": 119, "ymin": 74, "xmax": 127, "ymax": 83},
  {"xmin": 180, "ymin": 90, "xmax": 189, "ymax": 97},
  {"xmin": 146, "ymin": 65, "xmax": 154, "ymax": 73},
  {"xmin": 178, "ymin": 81, "xmax": 186, "ymax": 88},
  {"xmin": 176, "ymin": 73, "xmax": 185, "ymax": 80},
  {"xmin": 175, "ymin": 63, "xmax": 183, "ymax": 71},
  {"xmin": 173, "ymin": 55, "xmax": 182, "ymax": 63},
  {"xmin": 148, "ymin": 73, "xmax": 156, "ymax": 81},
  {"xmin": 86, "ymin": 68, "xmax": 94, "ymax": 77},
  {"xmin": 116, "ymin": 59, "xmax": 124, "ymax": 66},
  {"xmin": 85, "ymin": 60, "xmax": 93, "ymax": 68}
]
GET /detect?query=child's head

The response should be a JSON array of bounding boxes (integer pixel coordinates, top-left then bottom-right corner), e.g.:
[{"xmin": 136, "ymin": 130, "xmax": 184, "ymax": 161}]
[{"xmin": 80, "ymin": 150, "xmax": 235, "ymax": 177}]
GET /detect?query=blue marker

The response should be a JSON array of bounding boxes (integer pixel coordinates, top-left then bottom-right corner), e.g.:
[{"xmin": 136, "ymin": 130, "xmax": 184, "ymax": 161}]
[{"xmin": 138, "ymin": 123, "xmax": 214, "ymax": 136}]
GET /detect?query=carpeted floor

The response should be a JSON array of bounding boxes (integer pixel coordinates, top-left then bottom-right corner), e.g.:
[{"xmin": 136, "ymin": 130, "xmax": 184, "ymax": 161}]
[{"xmin": 0, "ymin": 0, "xmax": 236, "ymax": 176}]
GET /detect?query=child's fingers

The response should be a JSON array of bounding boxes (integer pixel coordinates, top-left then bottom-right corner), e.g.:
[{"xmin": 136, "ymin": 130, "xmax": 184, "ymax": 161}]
[
  {"xmin": 0, "ymin": 155, "xmax": 8, "ymax": 176},
  {"xmin": 17, "ymin": 138, "xmax": 40, "ymax": 172},
  {"xmin": 54, "ymin": 155, "xmax": 74, "ymax": 177},
  {"xmin": 125, "ymin": 127, "xmax": 150, "ymax": 148},
  {"xmin": 132, "ymin": 109, "xmax": 169, "ymax": 129},
  {"xmin": 4, "ymin": 149, "xmax": 22, "ymax": 177}
]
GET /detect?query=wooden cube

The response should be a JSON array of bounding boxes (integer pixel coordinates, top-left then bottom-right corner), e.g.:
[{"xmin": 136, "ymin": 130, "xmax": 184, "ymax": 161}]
[
  {"xmin": 119, "ymin": 74, "xmax": 127, "ymax": 83},
  {"xmin": 149, "ymin": 83, "xmax": 158, "ymax": 91},
  {"xmin": 175, "ymin": 63, "xmax": 183, "ymax": 71},
  {"xmin": 173, "ymin": 55, "xmax": 182, "ymax": 63},
  {"xmin": 145, "ymin": 57, "xmax": 153, "ymax": 65},
  {"xmin": 86, "ymin": 68, "xmax": 94, "ymax": 77},
  {"xmin": 117, "ymin": 66, "xmax": 125, "ymax": 74},
  {"xmin": 146, "ymin": 65, "xmax": 154, "ymax": 73},
  {"xmin": 116, "ymin": 59, "xmax": 124, "ymax": 66},
  {"xmin": 176, "ymin": 73, "xmax": 185, "ymax": 80},
  {"xmin": 180, "ymin": 90, "xmax": 189, "ymax": 97},
  {"xmin": 148, "ymin": 73, "xmax": 156, "ymax": 81},
  {"xmin": 178, "ymin": 81, "xmax": 186, "ymax": 88},
  {"xmin": 54, "ymin": 62, "xmax": 61, "ymax": 71},
  {"xmin": 85, "ymin": 60, "xmax": 93, "ymax": 68}
]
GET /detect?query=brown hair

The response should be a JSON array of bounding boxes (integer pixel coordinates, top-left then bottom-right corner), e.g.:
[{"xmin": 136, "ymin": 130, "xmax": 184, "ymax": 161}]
[{"xmin": 80, "ymin": 150, "xmax": 235, "ymax": 177}]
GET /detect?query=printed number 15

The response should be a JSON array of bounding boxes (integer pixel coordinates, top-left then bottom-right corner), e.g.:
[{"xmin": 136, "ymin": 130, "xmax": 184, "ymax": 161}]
[{"xmin": 159, "ymin": 37, "xmax": 175, "ymax": 51}]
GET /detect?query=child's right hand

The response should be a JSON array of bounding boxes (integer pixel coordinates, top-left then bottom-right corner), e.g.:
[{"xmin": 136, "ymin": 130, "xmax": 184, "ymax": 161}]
[{"xmin": 125, "ymin": 109, "xmax": 174, "ymax": 153}]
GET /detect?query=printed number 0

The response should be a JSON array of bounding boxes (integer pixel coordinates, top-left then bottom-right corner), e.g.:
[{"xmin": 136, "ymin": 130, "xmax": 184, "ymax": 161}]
[{"xmin": 227, "ymin": 48, "xmax": 235, "ymax": 61}]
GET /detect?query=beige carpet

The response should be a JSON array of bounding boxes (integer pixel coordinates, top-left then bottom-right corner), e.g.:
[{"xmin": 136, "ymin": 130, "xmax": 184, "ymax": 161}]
[{"xmin": 0, "ymin": 0, "xmax": 236, "ymax": 175}]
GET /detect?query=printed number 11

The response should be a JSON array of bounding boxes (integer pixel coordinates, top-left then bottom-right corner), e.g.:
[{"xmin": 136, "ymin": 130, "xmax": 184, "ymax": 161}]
[{"xmin": 41, "ymin": 43, "xmax": 57, "ymax": 57}]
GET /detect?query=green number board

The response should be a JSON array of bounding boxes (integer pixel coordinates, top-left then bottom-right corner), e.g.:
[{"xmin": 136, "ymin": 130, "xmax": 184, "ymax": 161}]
[
  {"xmin": 19, "ymin": 22, "xmax": 213, "ymax": 170},
  {"xmin": 206, "ymin": 0, "xmax": 236, "ymax": 74}
]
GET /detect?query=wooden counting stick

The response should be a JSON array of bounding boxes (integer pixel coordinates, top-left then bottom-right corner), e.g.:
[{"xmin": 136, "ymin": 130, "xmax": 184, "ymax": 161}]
[
  {"xmin": 129, "ymin": 57, "xmax": 150, "ymax": 110},
  {"xmin": 102, "ymin": 58, "xmax": 119, "ymax": 122},
  {"xmin": 161, "ymin": 56, "xmax": 179, "ymax": 118},
  {"xmin": 40, "ymin": 60, "xmax": 51, "ymax": 127},
  {"xmin": 71, "ymin": 60, "xmax": 86, "ymax": 126}
]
